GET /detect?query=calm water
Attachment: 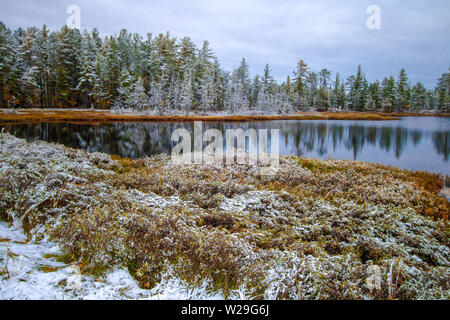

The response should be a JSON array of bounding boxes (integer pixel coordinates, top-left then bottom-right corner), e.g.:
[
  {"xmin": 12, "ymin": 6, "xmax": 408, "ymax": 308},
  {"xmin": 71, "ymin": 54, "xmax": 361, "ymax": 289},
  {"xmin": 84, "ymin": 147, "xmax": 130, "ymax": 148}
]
[{"xmin": 1, "ymin": 117, "xmax": 449, "ymax": 175}]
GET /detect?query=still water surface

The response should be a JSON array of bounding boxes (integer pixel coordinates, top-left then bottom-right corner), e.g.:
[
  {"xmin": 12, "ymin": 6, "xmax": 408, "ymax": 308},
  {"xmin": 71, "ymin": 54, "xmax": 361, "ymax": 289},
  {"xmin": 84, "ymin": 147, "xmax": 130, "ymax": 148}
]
[{"xmin": 2, "ymin": 117, "xmax": 449, "ymax": 175}]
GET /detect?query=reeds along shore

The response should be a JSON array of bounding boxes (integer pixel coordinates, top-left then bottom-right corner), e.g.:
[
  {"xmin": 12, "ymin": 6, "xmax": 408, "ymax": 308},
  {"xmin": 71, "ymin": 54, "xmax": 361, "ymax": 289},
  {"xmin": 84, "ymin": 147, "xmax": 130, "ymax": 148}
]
[{"xmin": 2, "ymin": 109, "xmax": 449, "ymax": 124}]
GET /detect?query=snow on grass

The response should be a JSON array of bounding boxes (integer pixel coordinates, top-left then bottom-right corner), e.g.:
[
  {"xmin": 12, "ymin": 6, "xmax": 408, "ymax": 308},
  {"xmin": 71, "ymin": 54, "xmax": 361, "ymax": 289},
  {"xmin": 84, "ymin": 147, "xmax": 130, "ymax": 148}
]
[
  {"xmin": 0, "ymin": 132, "xmax": 449, "ymax": 299},
  {"xmin": 0, "ymin": 222, "xmax": 227, "ymax": 300}
]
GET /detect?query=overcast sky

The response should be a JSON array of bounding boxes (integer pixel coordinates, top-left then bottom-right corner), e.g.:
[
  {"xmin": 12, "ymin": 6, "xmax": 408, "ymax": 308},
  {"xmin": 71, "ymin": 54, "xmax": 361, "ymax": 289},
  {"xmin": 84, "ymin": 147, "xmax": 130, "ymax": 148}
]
[{"xmin": 1, "ymin": 0, "xmax": 449, "ymax": 88}]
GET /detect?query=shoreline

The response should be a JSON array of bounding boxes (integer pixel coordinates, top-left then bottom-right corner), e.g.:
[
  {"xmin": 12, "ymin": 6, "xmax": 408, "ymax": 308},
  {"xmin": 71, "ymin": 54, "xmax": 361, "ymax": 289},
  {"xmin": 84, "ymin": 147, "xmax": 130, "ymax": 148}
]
[{"xmin": 0, "ymin": 109, "xmax": 449, "ymax": 124}]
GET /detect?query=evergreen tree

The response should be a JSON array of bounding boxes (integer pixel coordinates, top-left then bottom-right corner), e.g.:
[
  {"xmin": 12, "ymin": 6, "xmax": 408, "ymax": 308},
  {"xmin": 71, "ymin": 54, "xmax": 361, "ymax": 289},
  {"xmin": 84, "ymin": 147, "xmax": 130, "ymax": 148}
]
[
  {"xmin": 199, "ymin": 68, "xmax": 216, "ymax": 113},
  {"xmin": 332, "ymin": 73, "xmax": 341, "ymax": 110},
  {"xmin": 0, "ymin": 21, "xmax": 447, "ymax": 115},
  {"xmin": 349, "ymin": 65, "xmax": 368, "ymax": 111},
  {"xmin": 77, "ymin": 29, "xmax": 99, "ymax": 108},
  {"xmin": 55, "ymin": 26, "xmax": 82, "ymax": 107},
  {"xmin": 319, "ymin": 68, "xmax": 331, "ymax": 89},
  {"xmin": 180, "ymin": 68, "xmax": 194, "ymax": 114},
  {"xmin": 396, "ymin": 68, "xmax": 411, "ymax": 111},
  {"xmin": 128, "ymin": 77, "xmax": 148, "ymax": 111},
  {"xmin": 293, "ymin": 59, "xmax": 309, "ymax": 109},
  {"xmin": 249, "ymin": 75, "xmax": 261, "ymax": 110},
  {"xmin": 436, "ymin": 70, "xmax": 450, "ymax": 111},
  {"xmin": 235, "ymin": 57, "xmax": 250, "ymax": 94},
  {"xmin": 284, "ymin": 75, "xmax": 295, "ymax": 105},
  {"xmin": 228, "ymin": 70, "xmax": 249, "ymax": 114},
  {"xmin": 382, "ymin": 76, "xmax": 396, "ymax": 112},
  {"xmin": 368, "ymin": 80, "xmax": 382, "ymax": 110},
  {"xmin": 317, "ymin": 87, "xmax": 331, "ymax": 111},
  {"xmin": 0, "ymin": 22, "xmax": 14, "ymax": 107},
  {"xmin": 411, "ymin": 82, "xmax": 427, "ymax": 111},
  {"xmin": 262, "ymin": 64, "xmax": 274, "ymax": 93},
  {"xmin": 306, "ymin": 71, "xmax": 318, "ymax": 110}
]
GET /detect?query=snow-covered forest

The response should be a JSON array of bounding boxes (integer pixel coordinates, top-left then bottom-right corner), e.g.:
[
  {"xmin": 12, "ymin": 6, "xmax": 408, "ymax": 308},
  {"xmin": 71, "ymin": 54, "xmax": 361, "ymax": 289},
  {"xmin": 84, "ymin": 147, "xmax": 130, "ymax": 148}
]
[{"xmin": 0, "ymin": 22, "xmax": 449, "ymax": 113}]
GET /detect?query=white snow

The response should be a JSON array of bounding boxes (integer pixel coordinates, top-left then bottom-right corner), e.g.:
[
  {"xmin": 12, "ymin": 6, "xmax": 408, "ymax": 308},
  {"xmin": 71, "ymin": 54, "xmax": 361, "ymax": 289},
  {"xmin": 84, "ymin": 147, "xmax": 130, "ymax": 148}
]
[{"xmin": 0, "ymin": 222, "xmax": 226, "ymax": 300}]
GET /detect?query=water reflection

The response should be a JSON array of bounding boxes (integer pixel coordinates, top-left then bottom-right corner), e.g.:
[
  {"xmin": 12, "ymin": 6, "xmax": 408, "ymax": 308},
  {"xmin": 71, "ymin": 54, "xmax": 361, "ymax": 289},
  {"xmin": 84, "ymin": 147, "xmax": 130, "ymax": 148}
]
[{"xmin": 2, "ymin": 117, "xmax": 449, "ymax": 175}]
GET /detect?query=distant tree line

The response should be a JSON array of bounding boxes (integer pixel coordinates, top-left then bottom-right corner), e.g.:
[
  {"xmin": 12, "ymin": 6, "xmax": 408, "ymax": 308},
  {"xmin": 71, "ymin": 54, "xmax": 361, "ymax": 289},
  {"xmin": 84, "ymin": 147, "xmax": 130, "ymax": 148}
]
[{"xmin": 0, "ymin": 22, "xmax": 449, "ymax": 113}]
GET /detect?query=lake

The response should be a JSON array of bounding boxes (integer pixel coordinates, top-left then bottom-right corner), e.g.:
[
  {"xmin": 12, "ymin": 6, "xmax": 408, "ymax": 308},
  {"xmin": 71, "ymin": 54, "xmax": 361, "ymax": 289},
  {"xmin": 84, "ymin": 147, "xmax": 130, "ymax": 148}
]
[{"xmin": 1, "ymin": 116, "xmax": 449, "ymax": 175}]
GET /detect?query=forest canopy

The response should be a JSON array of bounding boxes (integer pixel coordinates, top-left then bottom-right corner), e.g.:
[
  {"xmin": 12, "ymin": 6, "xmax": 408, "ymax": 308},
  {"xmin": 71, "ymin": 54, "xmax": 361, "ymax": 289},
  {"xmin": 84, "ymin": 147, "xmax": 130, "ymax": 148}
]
[{"xmin": 0, "ymin": 22, "xmax": 449, "ymax": 113}]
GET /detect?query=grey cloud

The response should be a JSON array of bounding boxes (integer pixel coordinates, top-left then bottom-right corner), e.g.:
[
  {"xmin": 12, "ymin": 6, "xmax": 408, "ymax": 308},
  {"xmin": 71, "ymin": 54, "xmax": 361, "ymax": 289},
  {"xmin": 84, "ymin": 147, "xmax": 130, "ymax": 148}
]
[{"xmin": 0, "ymin": 0, "xmax": 448, "ymax": 88}]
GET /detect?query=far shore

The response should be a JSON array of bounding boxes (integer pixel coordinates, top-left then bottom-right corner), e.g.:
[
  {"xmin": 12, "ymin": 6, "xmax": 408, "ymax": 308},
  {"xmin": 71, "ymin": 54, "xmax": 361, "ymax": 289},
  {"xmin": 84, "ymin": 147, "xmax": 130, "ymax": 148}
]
[{"xmin": 0, "ymin": 108, "xmax": 449, "ymax": 124}]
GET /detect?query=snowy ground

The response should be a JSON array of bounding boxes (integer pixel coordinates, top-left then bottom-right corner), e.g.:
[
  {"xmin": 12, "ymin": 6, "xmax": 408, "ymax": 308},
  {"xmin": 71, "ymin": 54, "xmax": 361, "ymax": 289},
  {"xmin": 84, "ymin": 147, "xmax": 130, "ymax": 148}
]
[
  {"xmin": 0, "ymin": 221, "xmax": 227, "ymax": 300},
  {"xmin": 0, "ymin": 221, "xmax": 145, "ymax": 300}
]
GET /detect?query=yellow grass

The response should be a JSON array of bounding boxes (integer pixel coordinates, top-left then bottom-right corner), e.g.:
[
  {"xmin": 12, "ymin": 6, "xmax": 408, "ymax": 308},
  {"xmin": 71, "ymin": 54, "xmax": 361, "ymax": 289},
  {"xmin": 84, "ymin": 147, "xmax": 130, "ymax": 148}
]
[{"xmin": 0, "ymin": 109, "xmax": 408, "ymax": 124}]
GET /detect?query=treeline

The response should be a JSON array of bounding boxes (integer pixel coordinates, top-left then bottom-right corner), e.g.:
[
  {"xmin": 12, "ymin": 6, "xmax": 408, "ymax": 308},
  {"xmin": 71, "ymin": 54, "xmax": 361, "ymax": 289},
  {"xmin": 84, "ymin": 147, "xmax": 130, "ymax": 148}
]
[{"xmin": 0, "ymin": 22, "xmax": 449, "ymax": 113}]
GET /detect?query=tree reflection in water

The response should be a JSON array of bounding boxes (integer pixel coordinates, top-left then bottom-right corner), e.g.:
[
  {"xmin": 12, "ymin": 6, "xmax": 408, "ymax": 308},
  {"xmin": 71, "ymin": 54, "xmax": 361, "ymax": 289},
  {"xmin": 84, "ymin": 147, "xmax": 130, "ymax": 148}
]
[{"xmin": 2, "ymin": 117, "xmax": 449, "ymax": 175}]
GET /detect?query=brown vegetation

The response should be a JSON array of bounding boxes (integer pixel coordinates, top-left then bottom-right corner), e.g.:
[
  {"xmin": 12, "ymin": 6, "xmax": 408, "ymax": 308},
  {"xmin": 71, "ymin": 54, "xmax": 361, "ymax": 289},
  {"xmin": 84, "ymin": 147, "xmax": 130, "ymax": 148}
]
[
  {"xmin": 0, "ymin": 133, "xmax": 448, "ymax": 299},
  {"xmin": 0, "ymin": 109, "xmax": 408, "ymax": 124}
]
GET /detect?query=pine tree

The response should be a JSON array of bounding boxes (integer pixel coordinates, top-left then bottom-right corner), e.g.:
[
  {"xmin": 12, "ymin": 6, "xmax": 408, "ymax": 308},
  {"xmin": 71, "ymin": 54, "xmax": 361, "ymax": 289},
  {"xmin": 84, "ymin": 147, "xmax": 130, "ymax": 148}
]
[
  {"xmin": 112, "ymin": 69, "xmax": 133, "ymax": 112},
  {"xmin": 29, "ymin": 25, "xmax": 51, "ymax": 108},
  {"xmin": 55, "ymin": 26, "xmax": 82, "ymax": 107},
  {"xmin": 228, "ymin": 70, "xmax": 249, "ymax": 114},
  {"xmin": 199, "ymin": 68, "xmax": 216, "ymax": 113},
  {"xmin": 306, "ymin": 71, "xmax": 318, "ymax": 110},
  {"xmin": 0, "ymin": 22, "xmax": 14, "ymax": 107},
  {"xmin": 411, "ymin": 82, "xmax": 427, "ymax": 111},
  {"xmin": 319, "ymin": 68, "xmax": 331, "ymax": 89},
  {"xmin": 0, "ymin": 21, "xmax": 447, "ymax": 114},
  {"xmin": 149, "ymin": 70, "xmax": 168, "ymax": 114},
  {"xmin": 315, "ymin": 68, "xmax": 331, "ymax": 111},
  {"xmin": 338, "ymin": 82, "xmax": 346, "ymax": 110},
  {"xmin": 436, "ymin": 69, "xmax": 450, "ymax": 112},
  {"xmin": 317, "ymin": 87, "xmax": 331, "ymax": 111},
  {"xmin": 128, "ymin": 77, "xmax": 148, "ymax": 112},
  {"xmin": 249, "ymin": 75, "xmax": 261, "ymax": 110},
  {"xmin": 178, "ymin": 37, "xmax": 196, "ymax": 71},
  {"xmin": 256, "ymin": 83, "xmax": 267, "ymax": 112},
  {"xmin": 361, "ymin": 77, "xmax": 369, "ymax": 111},
  {"xmin": 350, "ymin": 65, "xmax": 367, "ymax": 111},
  {"xmin": 396, "ymin": 68, "xmax": 410, "ymax": 111},
  {"xmin": 262, "ymin": 64, "xmax": 274, "ymax": 94},
  {"xmin": 94, "ymin": 36, "xmax": 121, "ymax": 107},
  {"xmin": 331, "ymin": 73, "xmax": 341, "ymax": 110},
  {"xmin": 285, "ymin": 75, "xmax": 295, "ymax": 105},
  {"xmin": 382, "ymin": 76, "xmax": 396, "ymax": 112},
  {"xmin": 77, "ymin": 30, "xmax": 99, "ymax": 108},
  {"xmin": 16, "ymin": 28, "xmax": 38, "ymax": 107},
  {"xmin": 180, "ymin": 68, "xmax": 193, "ymax": 114},
  {"xmin": 235, "ymin": 57, "xmax": 250, "ymax": 94},
  {"xmin": 368, "ymin": 80, "xmax": 382, "ymax": 110},
  {"xmin": 293, "ymin": 59, "xmax": 309, "ymax": 109}
]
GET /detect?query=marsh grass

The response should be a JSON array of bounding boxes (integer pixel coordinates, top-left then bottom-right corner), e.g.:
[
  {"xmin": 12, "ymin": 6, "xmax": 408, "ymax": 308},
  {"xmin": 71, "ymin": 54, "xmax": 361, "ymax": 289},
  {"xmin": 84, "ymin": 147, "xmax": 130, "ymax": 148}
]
[
  {"xmin": 0, "ymin": 133, "xmax": 448, "ymax": 299},
  {"xmin": 0, "ymin": 109, "xmax": 406, "ymax": 124}
]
